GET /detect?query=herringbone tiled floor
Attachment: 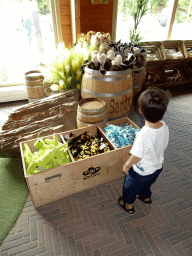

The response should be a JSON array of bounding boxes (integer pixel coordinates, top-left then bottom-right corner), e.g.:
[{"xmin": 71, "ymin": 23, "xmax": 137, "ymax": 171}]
[{"xmin": 0, "ymin": 86, "xmax": 192, "ymax": 256}]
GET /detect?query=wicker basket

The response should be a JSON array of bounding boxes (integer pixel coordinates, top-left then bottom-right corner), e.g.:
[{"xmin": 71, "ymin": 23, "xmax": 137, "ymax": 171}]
[{"xmin": 139, "ymin": 41, "xmax": 165, "ymax": 65}]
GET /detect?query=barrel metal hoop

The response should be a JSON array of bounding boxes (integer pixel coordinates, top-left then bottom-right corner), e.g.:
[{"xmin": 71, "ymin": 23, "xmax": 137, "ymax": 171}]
[
  {"xmin": 108, "ymin": 111, "xmax": 131, "ymax": 121},
  {"xmin": 25, "ymin": 79, "xmax": 44, "ymax": 83},
  {"xmin": 26, "ymin": 85, "xmax": 44, "ymax": 88},
  {"xmin": 82, "ymin": 88, "xmax": 133, "ymax": 98},
  {"xmin": 84, "ymin": 67, "xmax": 132, "ymax": 76},
  {"xmin": 84, "ymin": 73, "xmax": 131, "ymax": 82},
  {"xmin": 78, "ymin": 110, "xmax": 107, "ymax": 118},
  {"xmin": 133, "ymin": 85, "xmax": 143, "ymax": 89},
  {"xmin": 77, "ymin": 117, "xmax": 108, "ymax": 125}
]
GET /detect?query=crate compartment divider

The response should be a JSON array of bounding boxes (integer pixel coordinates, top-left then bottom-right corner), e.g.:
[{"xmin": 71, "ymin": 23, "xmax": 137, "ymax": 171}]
[
  {"xmin": 97, "ymin": 126, "xmax": 117, "ymax": 150},
  {"xmin": 60, "ymin": 135, "xmax": 75, "ymax": 162},
  {"xmin": 183, "ymin": 40, "xmax": 192, "ymax": 59}
]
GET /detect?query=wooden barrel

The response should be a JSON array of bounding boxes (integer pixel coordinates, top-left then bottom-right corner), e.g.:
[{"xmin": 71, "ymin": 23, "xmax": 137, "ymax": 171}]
[
  {"xmin": 25, "ymin": 70, "xmax": 46, "ymax": 102},
  {"xmin": 77, "ymin": 98, "xmax": 108, "ymax": 128},
  {"xmin": 132, "ymin": 66, "xmax": 146, "ymax": 98},
  {"xmin": 81, "ymin": 67, "xmax": 133, "ymax": 121}
]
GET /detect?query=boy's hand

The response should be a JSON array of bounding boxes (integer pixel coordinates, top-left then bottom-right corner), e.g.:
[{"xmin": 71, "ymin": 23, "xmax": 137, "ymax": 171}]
[
  {"xmin": 123, "ymin": 163, "xmax": 129, "ymax": 175},
  {"xmin": 123, "ymin": 154, "xmax": 141, "ymax": 175}
]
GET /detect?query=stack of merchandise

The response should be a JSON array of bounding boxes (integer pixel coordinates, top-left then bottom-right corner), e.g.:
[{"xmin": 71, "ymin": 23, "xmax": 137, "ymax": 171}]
[
  {"xmin": 23, "ymin": 134, "xmax": 71, "ymax": 175},
  {"xmin": 165, "ymin": 49, "xmax": 183, "ymax": 59},
  {"xmin": 65, "ymin": 132, "xmax": 110, "ymax": 161},
  {"xmin": 104, "ymin": 123, "xmax": 140, "ymax": 148},
  {"xmin": 75, "ymin": 31, "xmax": 113, "ymax": 52},
  {"xmin": 108, "ymin": 40, "xmax": 146, "ymax": 68},
  {"xmin": 81, "ymin": 49, "xmax": 137, "ymax": 75}
]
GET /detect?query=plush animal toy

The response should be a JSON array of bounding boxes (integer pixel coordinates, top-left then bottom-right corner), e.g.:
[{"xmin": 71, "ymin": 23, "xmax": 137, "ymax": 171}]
[
  {"xmin": 88, "ymin": 54, "xmax": 100, "ymax": 70},
  {"xmin": 34, "ymin": 134, "xmax": 60, "ymax": 156},
  {"xmin": 23, "ymin": 143, "xmax": 35, "ymax": 169},
  {"xmin": 97, "ymin": 53, "xmax": 108, "ymax": 74},
  {"xmin": 44, "ymin": 133, "xmax": 59, "ymax": 146},
  {"xmin": 26, "ymin": 143, "xmax": 69, "ymax": 175},
  {"xmin": 107, "ymin": 50, "xmax": 116, "ymax": 60}
]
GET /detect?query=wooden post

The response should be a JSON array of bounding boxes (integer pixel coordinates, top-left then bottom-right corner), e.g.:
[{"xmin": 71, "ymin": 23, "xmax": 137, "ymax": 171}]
[
  {"xmin": 167, "ymin": 0, "xmax": 179, "ymax": 40},
  {"xmin": 112, "ymin": 0, "xmax": 118, "ymax": 42}
]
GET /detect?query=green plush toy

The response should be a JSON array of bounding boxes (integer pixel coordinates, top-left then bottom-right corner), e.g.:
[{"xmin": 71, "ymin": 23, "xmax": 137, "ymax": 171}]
[
  {"xmin": 23, "ymin": 134, "xmax": 70, "ymax": 175},
  {"xmin": 26, "ymin": 143, "xmax": 69, "ymax": 175},
  {"xmin": 23, "ymin": 143, "xmax": 34, "ymax": 169},
  {"xmin": 34, "ymin": 138, "xmax": 55, "ymax": 156},
  {"xmin": 34, "ymin": 134, "xmax": 61, "ymax": 157},
  {"xmin": 44, "ymin": 133, "xmax": 59, "ymax": 146}
]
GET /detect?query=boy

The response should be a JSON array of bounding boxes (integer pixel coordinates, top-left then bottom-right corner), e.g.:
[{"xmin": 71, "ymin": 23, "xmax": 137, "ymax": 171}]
[{"xmin": 118, "ymin": 87, "xmax": 171, "ymax": 214}]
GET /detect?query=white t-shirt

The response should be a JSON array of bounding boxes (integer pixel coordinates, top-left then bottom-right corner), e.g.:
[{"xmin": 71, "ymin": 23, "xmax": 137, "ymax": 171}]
[{"xmin": 130, "ymin": 121, "xmax": 169, "ymax": 176}]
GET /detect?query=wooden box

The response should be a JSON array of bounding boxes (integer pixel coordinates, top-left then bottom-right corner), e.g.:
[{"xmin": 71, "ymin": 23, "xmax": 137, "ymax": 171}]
[
  {"xmin": 140, "ymin": 41, "xmax": 165, "ymax": 65},
  {"xmin": 20, "ymin": 117, "xmax": 139, "ymax": 208},
  {"xmin": 162, "ymin": 40, "xmax": 186, "ymax": 61}
]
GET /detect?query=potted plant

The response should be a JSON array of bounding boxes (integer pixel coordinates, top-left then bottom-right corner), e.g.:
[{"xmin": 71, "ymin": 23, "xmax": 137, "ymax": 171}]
[{"xmin": 129, "ymin": 0, "xmax": 149, "ymax": 44}]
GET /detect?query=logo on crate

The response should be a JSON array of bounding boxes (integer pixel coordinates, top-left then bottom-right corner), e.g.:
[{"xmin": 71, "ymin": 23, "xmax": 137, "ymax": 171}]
[{"xmin": 83, "ymin": 166, "xmax": 100, "ymax": 180}]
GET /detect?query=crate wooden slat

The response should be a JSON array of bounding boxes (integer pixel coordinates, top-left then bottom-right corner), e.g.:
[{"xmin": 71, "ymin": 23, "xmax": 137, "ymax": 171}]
[
  {"xmin": 139, "ymin": 41, "xmax": 166, "ymax": 64},
  {"xmin": 20, "ymin": 117, "xmax": 139, "ymax": 208},
  {"xmin": 181, "ymin": 59, "xmax": 192, "ymax": 81},
  {"xmin": 183, "ymin": 40, "xmax": 192, "ymax": 59}
]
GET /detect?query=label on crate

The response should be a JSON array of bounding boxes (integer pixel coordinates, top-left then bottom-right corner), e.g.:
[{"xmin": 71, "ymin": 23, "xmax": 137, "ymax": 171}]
[
  {"xmin": 83, "ymin": 166, "xmax": 100, "ymax": 180},
  {"xmin": 99, "ymin": 144, "xmax": 106, "ymax": 150}
]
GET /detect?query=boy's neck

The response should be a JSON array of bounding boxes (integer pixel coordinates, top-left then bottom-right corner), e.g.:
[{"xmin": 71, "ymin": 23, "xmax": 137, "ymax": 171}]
[{"xmin": 145, "ymin": 120, "xmax": 163, "ymax": 129}]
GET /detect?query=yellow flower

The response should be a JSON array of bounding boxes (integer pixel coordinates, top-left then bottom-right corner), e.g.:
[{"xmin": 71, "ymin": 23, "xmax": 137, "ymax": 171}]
[
  {"xmin": 76, "ymin": 84, "xmax": 81, "ymax": 90},
  {"xmin": 65, "ymin": 65, "xmax": 70, "ymax": 76},
  {"xmin": 76, "ymin": 70, "xmax": 82, "ymax": 80},
  {"xmin": 71, "ymin": 60, "xmax": 78, "ymax": 72},
  {"xmin": 59, "ymin": 80, "xmax": 65, "ymax": 87},
  {"xmin": 67, "ymin": 77, "xmax": 72, "ymax": 86},
  {"xmin": 50, "ymin": 84, "xmax": 62, "ymax": 91},
  {"xmin": 59, "ymin": 71, "xmax": 66, "ymax": 80}
]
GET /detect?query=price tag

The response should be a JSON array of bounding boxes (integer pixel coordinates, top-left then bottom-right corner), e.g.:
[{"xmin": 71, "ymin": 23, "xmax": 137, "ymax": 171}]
[{"xmin": 99, "ymin": 144, "xmax": 106, "ymax": 150}]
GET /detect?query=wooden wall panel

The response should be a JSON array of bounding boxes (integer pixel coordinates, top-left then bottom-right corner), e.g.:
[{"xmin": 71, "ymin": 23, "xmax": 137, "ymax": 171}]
[
  {"xmin": 80, "ymin": 0, "xmax": 113, "ymax": 35},
  {"xmin": 61, "ymin": 15, "xmax": 71, "ymax": 26},
  {"xmin": 60, "ymin": 0, "xmax": 73, "ymax": 46},
  {"xmin": 58, "ymin": 0, "xmax": 114, "ymax": 46}
]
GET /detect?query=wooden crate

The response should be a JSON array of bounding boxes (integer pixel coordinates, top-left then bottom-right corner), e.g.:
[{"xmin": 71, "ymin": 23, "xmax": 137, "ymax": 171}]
[
  {"xmin": 182, "ymin": 59, "xmax": 192, "ymax": 81},
  {"xmin": 139, "ymin": 41, "xmax": 165, "ymax": 65},
  {"xmin": 144, "ymin": 63, "xmax": 166, "ymax": 89},
  {"xmin": 20, "ymin": 118, "xmax": 139, "ymax": 208},
  {"xmin": 162, "ymin": 40, "xmax": 186, "ymax": 60}
]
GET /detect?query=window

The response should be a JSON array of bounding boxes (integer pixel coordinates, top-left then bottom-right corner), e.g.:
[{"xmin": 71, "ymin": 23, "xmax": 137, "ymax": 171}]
[
  {"xmin": 171, "ymin": 0, "xmax": 192, "ymax": 40},
  {"xmin": 116, "ymin": 0, "xmax": 192, "ymax": 42},
  {"xmin": 0, "ymin": 0, "xmax": 61, "ymax": 87}
]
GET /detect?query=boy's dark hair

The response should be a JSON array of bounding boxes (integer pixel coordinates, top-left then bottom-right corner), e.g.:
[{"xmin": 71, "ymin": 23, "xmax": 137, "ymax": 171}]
[{"xmin": 138, "ymin": 87, "xmax": 171, "ymax": 123}]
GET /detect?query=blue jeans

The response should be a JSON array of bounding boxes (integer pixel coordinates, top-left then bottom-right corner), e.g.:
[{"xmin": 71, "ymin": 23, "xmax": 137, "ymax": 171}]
[{"xmin": 123, "ymin": 166, "xmax": 163, "ymax": 204}]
